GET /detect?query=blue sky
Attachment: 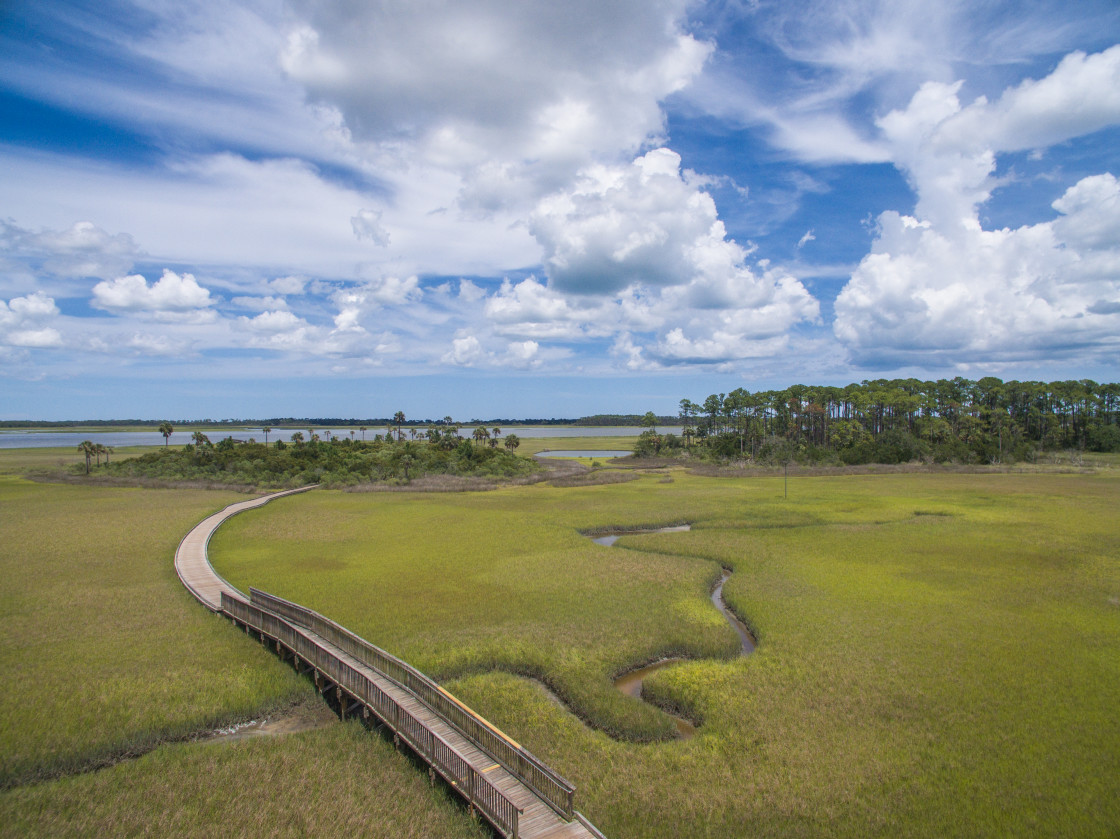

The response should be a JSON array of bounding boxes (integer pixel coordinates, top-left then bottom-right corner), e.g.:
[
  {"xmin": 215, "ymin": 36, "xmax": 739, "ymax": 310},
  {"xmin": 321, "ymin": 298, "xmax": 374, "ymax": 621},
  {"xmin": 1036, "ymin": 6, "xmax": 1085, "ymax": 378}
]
[{"xmin": 2, "ymin": 0, "xmax": 1119, "ymax": 421}]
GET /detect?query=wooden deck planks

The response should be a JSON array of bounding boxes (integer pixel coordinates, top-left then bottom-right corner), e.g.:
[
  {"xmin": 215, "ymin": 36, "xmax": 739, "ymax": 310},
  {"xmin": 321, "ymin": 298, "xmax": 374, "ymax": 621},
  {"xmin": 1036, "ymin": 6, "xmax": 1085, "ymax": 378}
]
[
  {"xmin": 296, "ymin": 626, "xmax": 597, "ymax": 837},
  {"xmin": 174, "ymin": 486, "xmax": 317, "ymax": 610},
  {"xmin": 175, "ymin": 486, "xmax": 602, "ymax": 839}
]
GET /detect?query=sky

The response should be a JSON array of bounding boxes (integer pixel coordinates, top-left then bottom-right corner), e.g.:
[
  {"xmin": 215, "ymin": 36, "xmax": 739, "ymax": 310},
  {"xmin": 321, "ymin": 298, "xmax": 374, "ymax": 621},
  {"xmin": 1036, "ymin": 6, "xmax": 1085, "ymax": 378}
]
[{"xmin": 1, "ymin": 0, "xmax": 1119, "ymax": 421}]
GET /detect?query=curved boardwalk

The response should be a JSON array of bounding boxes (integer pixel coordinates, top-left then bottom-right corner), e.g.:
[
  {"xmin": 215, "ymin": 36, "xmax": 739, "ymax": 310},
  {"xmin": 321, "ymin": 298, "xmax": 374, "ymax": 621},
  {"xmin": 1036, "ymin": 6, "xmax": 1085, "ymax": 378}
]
[
  {"xmin": 176, "ymin": 487, "xmax": 603, "ymax": 839},
  {"xmin": 175, "ymin": 486, "xmax": 317, "ymax": 610}
]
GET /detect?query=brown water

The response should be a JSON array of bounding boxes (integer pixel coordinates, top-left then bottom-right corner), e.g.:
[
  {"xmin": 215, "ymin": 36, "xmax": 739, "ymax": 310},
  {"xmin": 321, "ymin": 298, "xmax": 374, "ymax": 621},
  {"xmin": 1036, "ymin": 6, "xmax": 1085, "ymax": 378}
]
[
  {"xmin": 613, "ymin": 659, "xmax": 696, "ymax": 738},
  {"xmin": 594, "ymin": 524, "xmax": 756, "ymax": 739}
]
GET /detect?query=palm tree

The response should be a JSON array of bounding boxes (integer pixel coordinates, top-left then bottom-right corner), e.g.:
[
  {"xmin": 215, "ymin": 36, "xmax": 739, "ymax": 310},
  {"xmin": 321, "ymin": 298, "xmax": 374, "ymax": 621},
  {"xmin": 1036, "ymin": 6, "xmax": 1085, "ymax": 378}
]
[
  {"xmin": 472, "ymin": 426, "xmax": 490, "ymax": 445},
  {"xmin": 490, "ymin": 427, "xmax": 501, "ymax": 448},
  {"xmin": 93, "ymin": 443, "xmax": 106, "ymax": 466},
  {"xmin": 77, "ymin": 440, "xmax": 94, "ymax": 474},
  {"xmin": 393, "ymin": 411, "xmax": 406, "ymax": 441},
  {"xmin": 398, "ymin": 453, "xmax": 415, "ymax": 482},
  {"xmin": 503, "ymin": 434, "xmax": 520, "ymax": 451},
  {"xmin": 360, "ymin": 425, "xmax": 367, "ymax": 442},
  {"xmin": 103, "ymin": 445, "xmax": 114, "ymax": 465},
  {"xmin": 350, "ymin": 429, "xmax": 355, "ymax": 442},
  {"xmin": 290, "ymin": 431, "xmax": 304, "ymax": 445},
  {"xmin": 191, "ymin": 431, "xmax": 211, "ymax": 448},
  {"xmin": 159, "ymin": 421, "xmax": 173, "ymax": 447},
  {"xmin": 262, "ymin": 426, "xmax": 271, "ymax": 446}
]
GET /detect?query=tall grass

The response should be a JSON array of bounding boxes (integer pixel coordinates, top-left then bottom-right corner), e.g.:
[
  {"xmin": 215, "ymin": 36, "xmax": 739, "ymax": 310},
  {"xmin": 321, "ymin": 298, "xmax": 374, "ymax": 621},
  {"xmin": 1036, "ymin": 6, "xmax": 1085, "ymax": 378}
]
[
  {"xmin": 209, "ymin": 470, "xmax": 1120, "ymax": 838},
  {"xmin": 0, "ymin": 721, "xmax": 489, "ymax": 839},
  {"xmin": 0, "ymin": 473, "xmax": 308, "ymax": 787}
]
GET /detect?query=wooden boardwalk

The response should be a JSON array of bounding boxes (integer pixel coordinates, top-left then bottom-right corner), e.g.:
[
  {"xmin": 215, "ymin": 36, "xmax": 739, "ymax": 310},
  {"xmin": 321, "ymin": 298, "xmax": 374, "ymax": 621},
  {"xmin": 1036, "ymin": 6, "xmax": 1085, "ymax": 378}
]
[
  {"xmin": 174, "ymin": 486, "xmax": 317, "ymax": 610},
  {"xmin": 176, "ymin": 488, "xmax": 604, "ymax": 839}
]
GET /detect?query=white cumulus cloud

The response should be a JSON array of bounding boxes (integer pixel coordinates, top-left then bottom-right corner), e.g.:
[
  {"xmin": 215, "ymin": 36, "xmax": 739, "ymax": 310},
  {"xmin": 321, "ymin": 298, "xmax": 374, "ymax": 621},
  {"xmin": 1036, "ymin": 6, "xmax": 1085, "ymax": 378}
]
[
  {"xmin": 92, "ymin": 269, "xmax": 215, "ymax": 321},
  {"xmin": 835, "ymin": 47, "xmax": 1120, "ymax": 368},
  {"xmin": 442, "ymin": 333, "xmax": 486, "ymax": 366},
  {"xmin": 1, "ymin": 291, "xmax": 63, "ymax": 348}
]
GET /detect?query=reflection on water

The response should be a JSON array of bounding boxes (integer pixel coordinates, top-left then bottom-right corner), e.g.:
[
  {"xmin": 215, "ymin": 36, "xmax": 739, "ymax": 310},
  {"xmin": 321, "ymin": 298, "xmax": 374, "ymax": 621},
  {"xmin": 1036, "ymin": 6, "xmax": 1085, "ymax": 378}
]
[{"xmin": 591, "ymin": 524, "xmax": 690, "ymax": 547}]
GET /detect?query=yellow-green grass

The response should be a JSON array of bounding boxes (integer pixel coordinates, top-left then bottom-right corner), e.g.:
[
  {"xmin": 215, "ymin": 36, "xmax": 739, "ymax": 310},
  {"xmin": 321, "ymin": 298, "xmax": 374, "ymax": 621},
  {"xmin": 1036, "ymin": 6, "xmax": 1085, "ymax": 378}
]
[
  {"xmin": 0, "ymin": 445, "xmax": 166, "ymax": 477},
  {"xmin": 0, "ymin": 721, "xmax": 489, "ymax": 839},
  {"xmin": 518, "ymin": 435, "xmax": 639, "ymax": 456},
  {"xmin": 0, "ymin": 471, "xmax": 309, "ymax": 787},
  {"xmin": 209, "ymin": 470, "xmax": 1120, "ymax": 838}
]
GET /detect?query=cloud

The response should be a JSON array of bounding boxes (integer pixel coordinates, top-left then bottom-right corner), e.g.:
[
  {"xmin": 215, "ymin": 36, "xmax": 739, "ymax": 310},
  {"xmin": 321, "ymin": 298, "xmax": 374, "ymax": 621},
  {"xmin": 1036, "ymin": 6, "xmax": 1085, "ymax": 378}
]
[
  {"xmin": 351, "ymin": 208, "xmax": 390, "ymax": 245},
  {"xmin": 485, "ymin": 277, "xmax": 587, "ymax": 339},
  {"xmin": 0, "ymin": 219, "xmax": 140, "ymax": 287},
  {"xmin": 835, "ymin": 173, "xmax": 1120, "ymax": 366},
  {"xmin": 442, "ymin": 334, "xmax": 486, "ymax": 366},
  {"xmin": 269, "ymin": 276, "xmax": 307, "ymax": 295},
  {"xmin": 513, "ymin": 148, "xmax": 820, "ymax": 363},
  {"xmin": 505, "ymin": 340, "xmax": 540, "ymax": 369},
  {"xmin": 92, "ymin": 269, "xmax": 216, "ymax": 321},
  {"xmin": 231, "ymin": 295, "xmax": 290, "ymax": 311},
  {"xmin": 934, "ymin": 45, "xmax": 1120, "ymax": 154},
  {"xmin": 1, "ymin": 291, "xmax": 63, "ymax": 348},
  {"xmin": 457, "ymin": 279, "xmax": 485, "ymax": 303},
  {"xmin": 282, "ymin": 0, "xmax": 710, "ymax": 209},
  {"xmin": 834, "ymin": 48, "xmax": 1120, "ymax": 368},
  {"xmin": 529, "ymin": 148, "xmax": 796, "ymax": 299},
  {"xmin": 126, "ymin": 333, "xmax": 191, "ymax": 356},
  {"xmin": 240, "ymin": 310, "xmax": 304, "ymax": 333}
]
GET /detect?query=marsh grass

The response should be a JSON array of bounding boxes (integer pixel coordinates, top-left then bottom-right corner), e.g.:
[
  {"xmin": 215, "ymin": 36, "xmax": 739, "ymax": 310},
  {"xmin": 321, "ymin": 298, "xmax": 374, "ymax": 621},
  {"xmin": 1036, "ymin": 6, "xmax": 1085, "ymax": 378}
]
[
  {"xmin": 0, "ymin": 721, "xmax": 490, "ymax": 839},
  {"xmin": 0, "ymin": 473, "xmax": 309, "ymax": 787},
  {"xmin": 209, "ymin": 469, "xmax": 1120, "ymax": 838}
]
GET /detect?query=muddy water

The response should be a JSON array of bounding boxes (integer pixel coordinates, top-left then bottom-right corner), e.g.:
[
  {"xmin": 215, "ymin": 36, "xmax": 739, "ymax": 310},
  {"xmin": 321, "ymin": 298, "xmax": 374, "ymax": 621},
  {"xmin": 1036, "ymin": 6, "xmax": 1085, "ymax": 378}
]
[
  {"xmin": 711, "ymin": 569, "xmax": 756, "ymax": 655},
  {"xmin": 614, "ymin": 659, "xmax": 696, "ymax": 738},
  {"xmin": 593, "ymin": 524, "xmax": 755, "ymax": 739}
]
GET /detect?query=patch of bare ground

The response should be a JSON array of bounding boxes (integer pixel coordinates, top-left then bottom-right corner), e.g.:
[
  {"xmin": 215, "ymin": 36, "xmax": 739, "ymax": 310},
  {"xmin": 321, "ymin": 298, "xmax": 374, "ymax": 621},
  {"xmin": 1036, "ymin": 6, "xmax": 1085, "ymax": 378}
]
[
  {"xmin": 192, "ymin": 695, "xmax": 337, "ymax": 744},
  {"xmin": 345, "ymin": 469, "xmax": 553, "ymax": 493},
  {"xmin": 549, "ymin": 470, "xmax": 638, "ymax": 488},
  {"xmin": 609, "ymin": 456, "xmax": 681, "ymax": 469}
]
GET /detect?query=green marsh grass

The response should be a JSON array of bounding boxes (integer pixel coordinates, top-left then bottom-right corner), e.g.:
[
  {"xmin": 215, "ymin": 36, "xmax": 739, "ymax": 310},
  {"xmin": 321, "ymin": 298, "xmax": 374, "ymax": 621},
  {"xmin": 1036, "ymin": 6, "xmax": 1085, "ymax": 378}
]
[
  {"xmin": 0, "ymin": 472, "xmax": 309, "ymax": 787},
  {"xmin": 0, "ymin": 721, "xmax": 489, "ymax": 839},
  {"xmin": 209, "ymin": 470, "xmax": 1120, "ymax": 838}
]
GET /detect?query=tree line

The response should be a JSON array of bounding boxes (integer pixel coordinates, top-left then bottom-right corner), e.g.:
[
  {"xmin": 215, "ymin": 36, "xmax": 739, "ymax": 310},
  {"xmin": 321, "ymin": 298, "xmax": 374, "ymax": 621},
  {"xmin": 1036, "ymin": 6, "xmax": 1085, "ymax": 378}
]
[
  {"xmin": 89, "ymin": 415, "xmax": 534, "ymax": 487},
  {"xmin": 636, "ymin": 377, "xmax": 1120, "ymax": 465}
]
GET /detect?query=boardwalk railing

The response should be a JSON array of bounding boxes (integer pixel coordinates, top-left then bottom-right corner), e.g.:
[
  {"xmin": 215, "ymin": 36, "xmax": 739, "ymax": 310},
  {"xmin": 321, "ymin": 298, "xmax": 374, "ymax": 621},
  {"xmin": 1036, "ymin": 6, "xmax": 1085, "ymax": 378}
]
[
  {"xmin": 223, "ymin": 592, "xmax": 524, "ymax": 838},
  {"xmin": 248, "ymin": 586, "xmax": 576, "ymax": 820}
]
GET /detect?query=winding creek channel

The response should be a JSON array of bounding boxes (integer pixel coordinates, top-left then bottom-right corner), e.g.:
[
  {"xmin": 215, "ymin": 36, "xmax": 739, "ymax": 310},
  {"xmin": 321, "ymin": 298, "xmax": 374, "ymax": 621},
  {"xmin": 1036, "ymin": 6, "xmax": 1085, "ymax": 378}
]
[{"xmin": 589, "ymin": 525, "xmax": 756, "ymax": 739}]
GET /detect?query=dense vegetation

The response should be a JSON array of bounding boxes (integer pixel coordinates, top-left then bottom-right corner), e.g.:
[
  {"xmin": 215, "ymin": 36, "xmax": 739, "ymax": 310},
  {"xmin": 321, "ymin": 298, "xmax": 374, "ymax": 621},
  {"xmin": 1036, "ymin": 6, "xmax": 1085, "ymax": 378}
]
[
  {"xmin": 0, "ymin": 462, "xmax": 494, "ymax": 837},
  {"xmin": 0, "ymin": 476, "xmax": 308, "ymax": 787},
  {"xmin": 209, "ymin": 470, "xmax": 1120, "ymax": 839},
  {"xmin": 638, "ymin": 376, "xmax": 1120, "ymax": 464},
  {"xmin": 4, "ymin": 446, "xmax": 1118, "ymax": 837},
  {"xmin": 89, "ymin": 427, "xmax": 539, "ymax": 488}
]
